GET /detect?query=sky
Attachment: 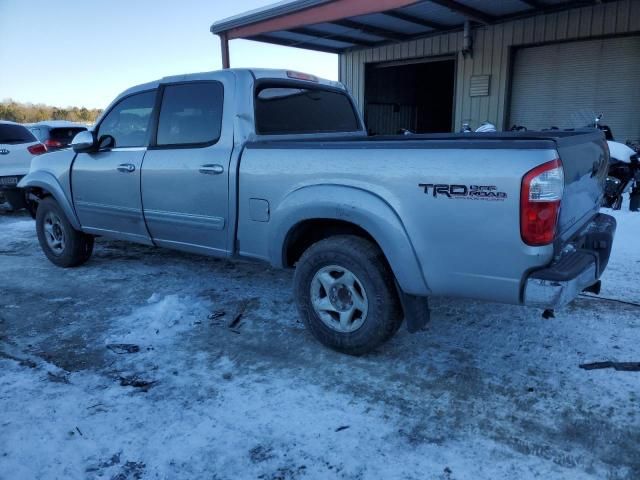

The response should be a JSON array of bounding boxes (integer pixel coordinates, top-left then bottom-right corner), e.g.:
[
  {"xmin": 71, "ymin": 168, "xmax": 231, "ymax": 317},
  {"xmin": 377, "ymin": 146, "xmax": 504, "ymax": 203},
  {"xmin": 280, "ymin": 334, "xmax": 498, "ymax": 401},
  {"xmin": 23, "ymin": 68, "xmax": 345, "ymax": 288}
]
[{"xmin": 0, "ymin": 0, "xmax": 338, "ymax": 109}]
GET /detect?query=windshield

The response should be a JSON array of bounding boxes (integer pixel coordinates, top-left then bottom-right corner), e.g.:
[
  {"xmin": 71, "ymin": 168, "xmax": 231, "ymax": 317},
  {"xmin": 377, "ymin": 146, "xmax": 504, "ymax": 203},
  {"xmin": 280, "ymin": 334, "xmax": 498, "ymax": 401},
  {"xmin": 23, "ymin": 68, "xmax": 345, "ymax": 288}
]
[
  {"xmin": 568, "ymin": 109, "xmax": 601, "ymax": 129},
  {"xmin": 50, "ymin": 127, "xmax": 87, "ymax": 144},
  {"xmin": 567, "ymin": 109, "xmax": 614, "ymax": 140}
]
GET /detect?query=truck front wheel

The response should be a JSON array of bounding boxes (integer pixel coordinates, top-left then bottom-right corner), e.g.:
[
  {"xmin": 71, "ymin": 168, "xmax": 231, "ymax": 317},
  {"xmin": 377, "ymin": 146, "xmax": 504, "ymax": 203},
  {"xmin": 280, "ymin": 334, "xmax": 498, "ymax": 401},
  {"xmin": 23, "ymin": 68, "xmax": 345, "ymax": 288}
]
[
  {"xmin": 294, "ymin": 235, "xmax": 402, "ymax": 355},
  {"xmin": 36, "ymin": 197, "xmax": 94, "ymax": 268}
]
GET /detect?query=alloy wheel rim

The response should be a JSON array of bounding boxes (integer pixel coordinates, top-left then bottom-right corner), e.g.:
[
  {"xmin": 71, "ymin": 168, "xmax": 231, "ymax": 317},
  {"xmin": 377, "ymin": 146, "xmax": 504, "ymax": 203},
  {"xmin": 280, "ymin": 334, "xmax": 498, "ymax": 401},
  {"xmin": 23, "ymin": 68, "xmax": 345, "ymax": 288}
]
[
  {"xmin": 43, "ymin": 212, "xmax": 66, "ymax": 255},
  {"xmin": 310, "ymin": 265, "xmax": 369, "ymax": 333}
]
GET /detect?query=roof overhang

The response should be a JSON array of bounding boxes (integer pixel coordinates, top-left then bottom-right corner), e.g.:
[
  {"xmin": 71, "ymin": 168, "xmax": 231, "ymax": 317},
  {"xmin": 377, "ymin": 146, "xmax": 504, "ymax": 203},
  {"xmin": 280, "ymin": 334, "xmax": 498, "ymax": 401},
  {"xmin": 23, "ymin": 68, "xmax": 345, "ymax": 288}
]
[{"xmin": 211, "ymin": 0, "xmax": 605, "ymax": 57}]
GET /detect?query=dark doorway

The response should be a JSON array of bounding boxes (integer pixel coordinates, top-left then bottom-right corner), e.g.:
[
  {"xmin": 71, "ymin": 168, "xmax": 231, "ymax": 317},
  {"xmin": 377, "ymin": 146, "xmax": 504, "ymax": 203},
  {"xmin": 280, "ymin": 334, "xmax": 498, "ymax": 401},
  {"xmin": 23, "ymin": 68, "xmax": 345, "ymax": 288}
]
[{"xmin": 364, "ymin": 59, "xmax": 455, "ymax": 135}]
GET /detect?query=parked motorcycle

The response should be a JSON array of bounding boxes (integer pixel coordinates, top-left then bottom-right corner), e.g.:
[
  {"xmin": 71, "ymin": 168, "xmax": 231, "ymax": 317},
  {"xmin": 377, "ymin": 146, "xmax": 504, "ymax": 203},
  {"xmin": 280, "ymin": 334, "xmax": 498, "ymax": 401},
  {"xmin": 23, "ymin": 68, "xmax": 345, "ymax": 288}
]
[
  {"xmin": 574, "ymin": 112, "xmax": 640, "ymax": 211},
  {"xmin": 604, "ymin": 147, "xmax": 640, "ymax": 211},
  {"xmin": 460, "ymin": 121, "xmax": 497, "ymax": 133}
]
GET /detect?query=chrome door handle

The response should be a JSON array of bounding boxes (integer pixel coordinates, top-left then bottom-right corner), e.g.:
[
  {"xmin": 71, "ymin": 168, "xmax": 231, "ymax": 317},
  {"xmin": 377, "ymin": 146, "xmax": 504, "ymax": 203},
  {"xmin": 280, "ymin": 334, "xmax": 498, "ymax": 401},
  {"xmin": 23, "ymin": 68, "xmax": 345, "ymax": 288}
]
[
  {"xmin": 117, "ymin": 163, "xmax": 136, "ymax": 173},
  {"xmin": 199, "ymin": 164, "xmax": 224, "ymax": 175}
]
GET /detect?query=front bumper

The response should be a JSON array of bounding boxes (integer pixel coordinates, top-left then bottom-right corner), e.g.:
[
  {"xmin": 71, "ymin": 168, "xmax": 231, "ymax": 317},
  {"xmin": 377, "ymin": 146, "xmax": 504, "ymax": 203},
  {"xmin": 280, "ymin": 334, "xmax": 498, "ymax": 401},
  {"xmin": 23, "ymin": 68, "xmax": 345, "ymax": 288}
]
[{"xmin": 523, "ymin": 213, "xmax": 616, "ymax": 308}]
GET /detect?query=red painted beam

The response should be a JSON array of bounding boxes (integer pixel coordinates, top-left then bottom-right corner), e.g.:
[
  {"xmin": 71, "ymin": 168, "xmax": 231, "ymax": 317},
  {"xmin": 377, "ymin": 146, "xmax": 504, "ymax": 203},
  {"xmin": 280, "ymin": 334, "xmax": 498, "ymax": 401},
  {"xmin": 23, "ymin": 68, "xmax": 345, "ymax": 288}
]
[{"xmin": 226, "ymin": 0, "xmax": 422, "ymax": 40}]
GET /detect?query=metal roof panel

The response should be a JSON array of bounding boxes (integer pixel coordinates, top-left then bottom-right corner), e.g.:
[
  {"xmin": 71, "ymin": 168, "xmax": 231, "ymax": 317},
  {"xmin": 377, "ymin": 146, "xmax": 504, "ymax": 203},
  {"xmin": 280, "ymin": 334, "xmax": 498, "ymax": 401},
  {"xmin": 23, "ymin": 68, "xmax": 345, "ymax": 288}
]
[
  {"xmin": 454, "ymin": 0, "xmax": 531, "ymax": 17},
  {"xmin": 212, "ymin": 0, "xmax": 597, "ymax": 54},
  {"xmin": 265, "ymin": 30, "xmax": 356, "ymax": 48},
  {"xmin": 302, "ymin": 22, "xmax": 387, "ymax": 42},
  {"xmin": 348, "ymin": 12, "xmax": 433, "ymax": 35},
  {"xmin": 396, "ymin": 2, "xmax": 469, "ymax": 26},
  {"xmin": 211, "ymin": 0, "xmax": 330, "ymax": 33}
]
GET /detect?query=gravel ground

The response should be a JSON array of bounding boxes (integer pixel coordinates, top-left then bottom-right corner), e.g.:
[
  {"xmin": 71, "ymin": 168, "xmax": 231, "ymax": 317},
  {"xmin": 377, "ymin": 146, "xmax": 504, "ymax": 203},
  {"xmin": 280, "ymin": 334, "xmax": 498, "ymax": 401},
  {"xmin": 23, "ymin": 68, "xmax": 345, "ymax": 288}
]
[{"xmin": 0, "ymin": 209, "xmax": 638, "ymax": 480}]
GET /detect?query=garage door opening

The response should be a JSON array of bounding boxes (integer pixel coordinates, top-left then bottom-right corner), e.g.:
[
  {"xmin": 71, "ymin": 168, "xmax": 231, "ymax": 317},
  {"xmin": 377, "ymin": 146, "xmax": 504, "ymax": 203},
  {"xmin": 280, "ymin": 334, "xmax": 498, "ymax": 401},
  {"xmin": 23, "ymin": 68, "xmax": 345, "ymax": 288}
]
[{"xmin": 364, "ymin": 59, "xmax": 455, "ymax": 135}]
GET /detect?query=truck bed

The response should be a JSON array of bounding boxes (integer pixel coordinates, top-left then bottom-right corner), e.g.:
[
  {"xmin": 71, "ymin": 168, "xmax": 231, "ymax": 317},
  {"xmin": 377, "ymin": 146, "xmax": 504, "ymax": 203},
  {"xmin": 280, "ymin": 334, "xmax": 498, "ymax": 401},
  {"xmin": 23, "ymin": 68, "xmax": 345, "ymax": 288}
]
[
  {"xmin": 240, "ymin": 129, "xmax": 608, "ymax": 303},
  {"xmin": 246, "ymin": 129, "xmax": 605, "ymax": 150},
  {"xmin": 246, "ymin": 129, "xmax": 608, "ymax": 246}
]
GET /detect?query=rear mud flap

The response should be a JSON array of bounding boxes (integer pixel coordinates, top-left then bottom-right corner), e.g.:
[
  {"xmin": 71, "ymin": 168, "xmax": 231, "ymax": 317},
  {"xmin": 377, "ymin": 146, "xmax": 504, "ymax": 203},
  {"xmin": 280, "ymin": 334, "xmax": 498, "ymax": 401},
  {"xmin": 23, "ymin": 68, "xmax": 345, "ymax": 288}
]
[{"xmin": 398, "ymin": 291, "xmax": 430, "ymax": 333}]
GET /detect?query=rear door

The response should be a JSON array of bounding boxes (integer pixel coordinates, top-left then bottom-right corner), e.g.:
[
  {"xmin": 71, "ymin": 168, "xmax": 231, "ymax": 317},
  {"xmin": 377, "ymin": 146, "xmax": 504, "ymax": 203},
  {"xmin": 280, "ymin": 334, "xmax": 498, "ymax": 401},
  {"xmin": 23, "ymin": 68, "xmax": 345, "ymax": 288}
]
[
  {"xmin": 72, "ymin": 90, "xmax": 156, "ymax": 243},
  {"xmin": 141, "ymin": 80, "xmax": 230, "ymax": 255}
]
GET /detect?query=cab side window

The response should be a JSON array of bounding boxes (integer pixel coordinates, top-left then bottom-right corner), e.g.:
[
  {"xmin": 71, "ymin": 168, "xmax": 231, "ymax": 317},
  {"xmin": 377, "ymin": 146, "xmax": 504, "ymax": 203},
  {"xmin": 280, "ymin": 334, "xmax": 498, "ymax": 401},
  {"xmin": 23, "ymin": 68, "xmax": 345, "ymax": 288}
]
[
  {"xmin": 97, "ymin": 91, "xmax": 156, "ymax": 148},
  {"xmin": 156, "ymin": 82, "xmax": 223, "ymax": 147}
]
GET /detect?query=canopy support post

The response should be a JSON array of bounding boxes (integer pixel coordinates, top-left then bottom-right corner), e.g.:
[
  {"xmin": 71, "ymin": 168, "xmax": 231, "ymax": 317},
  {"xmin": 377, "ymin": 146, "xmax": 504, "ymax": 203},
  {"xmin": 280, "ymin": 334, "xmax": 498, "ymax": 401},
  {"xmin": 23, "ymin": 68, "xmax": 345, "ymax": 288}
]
[{"xmin": 219, "ymin": 33, "xmax": 230, "ymax": 69}]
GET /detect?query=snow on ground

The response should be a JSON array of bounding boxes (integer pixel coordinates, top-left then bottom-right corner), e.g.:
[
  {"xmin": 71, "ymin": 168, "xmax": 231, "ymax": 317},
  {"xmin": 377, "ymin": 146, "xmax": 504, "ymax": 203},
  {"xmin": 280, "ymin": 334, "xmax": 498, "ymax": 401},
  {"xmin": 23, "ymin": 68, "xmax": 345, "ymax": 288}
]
[{"xmin": 0, "ymin": 209, "xmax": 639, "ymax": 480}]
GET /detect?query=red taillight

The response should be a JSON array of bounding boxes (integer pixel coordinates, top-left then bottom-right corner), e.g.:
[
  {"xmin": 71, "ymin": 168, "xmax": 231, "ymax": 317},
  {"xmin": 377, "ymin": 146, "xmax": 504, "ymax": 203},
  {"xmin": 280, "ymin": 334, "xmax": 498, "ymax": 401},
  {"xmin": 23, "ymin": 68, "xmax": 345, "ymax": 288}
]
[
  {"xmin": 44, "ymin": 139, "xmax": 63, "ymax": 149},
  {"xmin": 520, "ymin": 159, "xmax": 564, "ymax": 246},
  {"xmin": 27, "ymin": 143, "xmax": 47, "ymax": 156}
]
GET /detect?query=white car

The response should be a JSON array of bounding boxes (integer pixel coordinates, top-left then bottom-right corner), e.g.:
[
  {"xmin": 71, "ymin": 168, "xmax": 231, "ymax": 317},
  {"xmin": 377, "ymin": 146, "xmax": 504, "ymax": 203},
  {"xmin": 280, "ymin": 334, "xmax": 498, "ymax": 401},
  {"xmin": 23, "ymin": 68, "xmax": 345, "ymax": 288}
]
[{"xmin": 0, "ymin": 120, "xmax": 47, "ymax": 212}]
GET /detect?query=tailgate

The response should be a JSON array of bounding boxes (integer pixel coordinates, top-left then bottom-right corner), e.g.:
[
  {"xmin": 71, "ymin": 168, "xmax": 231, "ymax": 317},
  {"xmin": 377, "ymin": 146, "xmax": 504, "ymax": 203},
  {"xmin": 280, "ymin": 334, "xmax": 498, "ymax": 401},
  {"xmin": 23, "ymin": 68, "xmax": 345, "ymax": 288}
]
[{"xmin": 555, "ymin": 131, "xmax": 609, "ymax": 244}]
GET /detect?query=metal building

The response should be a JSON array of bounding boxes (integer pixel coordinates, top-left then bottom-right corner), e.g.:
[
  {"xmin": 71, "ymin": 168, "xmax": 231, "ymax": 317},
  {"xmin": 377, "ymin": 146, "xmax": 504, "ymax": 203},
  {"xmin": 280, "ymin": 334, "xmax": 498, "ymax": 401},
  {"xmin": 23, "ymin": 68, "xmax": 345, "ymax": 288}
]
[{"xmin": 211, "ymin": 0, "xmax": 640, "ymax": 142}]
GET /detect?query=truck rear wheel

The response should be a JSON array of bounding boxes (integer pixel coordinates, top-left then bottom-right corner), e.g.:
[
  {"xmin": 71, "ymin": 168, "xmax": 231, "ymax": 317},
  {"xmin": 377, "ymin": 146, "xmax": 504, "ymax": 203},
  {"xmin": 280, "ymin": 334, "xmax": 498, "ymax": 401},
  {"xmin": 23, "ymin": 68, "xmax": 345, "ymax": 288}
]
[
  {"xmin": 36, "ymin": 197, "xmax": 94, "ymax": 268},
  {"xmin": 294, "ymin": 235, "xmax": 402, "ymax": 355}
]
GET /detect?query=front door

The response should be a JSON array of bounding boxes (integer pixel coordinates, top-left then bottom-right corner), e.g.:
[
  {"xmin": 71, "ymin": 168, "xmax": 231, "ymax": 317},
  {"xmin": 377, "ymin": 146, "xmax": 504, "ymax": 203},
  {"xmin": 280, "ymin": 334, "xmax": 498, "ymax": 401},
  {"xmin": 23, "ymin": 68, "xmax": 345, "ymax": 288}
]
[
  {"xmin": 72, "ymin": 90, "xmax": 157, "ymax": 243},
  {"xmin": 141, "ymin": 80, "xmax": 230, "ymax": 255}
]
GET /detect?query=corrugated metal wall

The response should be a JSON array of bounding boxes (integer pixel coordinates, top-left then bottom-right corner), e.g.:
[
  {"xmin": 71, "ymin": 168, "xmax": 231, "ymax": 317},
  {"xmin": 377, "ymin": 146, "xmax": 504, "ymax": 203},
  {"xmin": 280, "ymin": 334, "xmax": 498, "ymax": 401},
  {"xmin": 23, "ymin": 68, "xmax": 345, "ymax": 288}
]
[{"xmin": 339, "ymin": 0, "xmax": 640, "ymax": 131}]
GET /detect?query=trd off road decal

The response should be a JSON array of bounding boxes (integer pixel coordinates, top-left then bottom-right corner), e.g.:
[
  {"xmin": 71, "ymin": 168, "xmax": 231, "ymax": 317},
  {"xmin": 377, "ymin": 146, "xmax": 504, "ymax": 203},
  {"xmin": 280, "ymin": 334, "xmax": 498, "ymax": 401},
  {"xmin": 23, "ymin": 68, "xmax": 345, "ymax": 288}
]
[{"xmin": 418, "ymin": 184, "xmax": 507, "ymax": 201}]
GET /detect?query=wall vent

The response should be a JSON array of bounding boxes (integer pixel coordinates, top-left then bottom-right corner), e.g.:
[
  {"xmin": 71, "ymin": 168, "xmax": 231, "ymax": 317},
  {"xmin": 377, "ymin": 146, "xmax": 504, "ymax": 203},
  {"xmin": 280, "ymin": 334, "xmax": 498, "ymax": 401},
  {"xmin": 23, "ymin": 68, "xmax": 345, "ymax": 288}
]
[{"xmin": 470, "ymin": 75, "xmax": 490, "ymax": 97}]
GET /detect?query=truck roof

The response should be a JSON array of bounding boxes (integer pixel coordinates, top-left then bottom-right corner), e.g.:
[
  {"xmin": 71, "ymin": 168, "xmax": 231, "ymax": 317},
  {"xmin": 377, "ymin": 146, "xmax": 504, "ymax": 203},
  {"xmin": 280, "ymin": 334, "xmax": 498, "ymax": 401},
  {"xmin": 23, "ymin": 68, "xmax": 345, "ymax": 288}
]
[
  {"xmin": 92, "ymin": 68, "xmax": 350, "ymax": 135},
  {"xmin": 118, "ymin": 68, "xmax": 343, "ymax": 99}
]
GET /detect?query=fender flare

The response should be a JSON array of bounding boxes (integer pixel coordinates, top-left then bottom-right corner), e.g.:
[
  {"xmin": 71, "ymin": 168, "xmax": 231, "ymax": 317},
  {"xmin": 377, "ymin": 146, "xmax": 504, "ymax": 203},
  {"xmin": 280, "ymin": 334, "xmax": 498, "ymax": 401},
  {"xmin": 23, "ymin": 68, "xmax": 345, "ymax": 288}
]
[
  {"xmin": 18, "ymin": 171, "xmax": 81, "ymax": 230},
  {"xmin": 269, "ymin": 184, "xmax": 430, "ymax": 296}
]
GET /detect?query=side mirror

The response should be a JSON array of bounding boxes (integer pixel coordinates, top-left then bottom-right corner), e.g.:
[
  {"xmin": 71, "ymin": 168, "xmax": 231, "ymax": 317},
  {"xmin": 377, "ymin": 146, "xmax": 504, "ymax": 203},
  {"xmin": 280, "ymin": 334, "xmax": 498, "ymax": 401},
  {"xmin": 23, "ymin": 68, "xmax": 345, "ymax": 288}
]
[{"xmin": 71, "ymin": 131, "xmax": 96, "ymax": 152}]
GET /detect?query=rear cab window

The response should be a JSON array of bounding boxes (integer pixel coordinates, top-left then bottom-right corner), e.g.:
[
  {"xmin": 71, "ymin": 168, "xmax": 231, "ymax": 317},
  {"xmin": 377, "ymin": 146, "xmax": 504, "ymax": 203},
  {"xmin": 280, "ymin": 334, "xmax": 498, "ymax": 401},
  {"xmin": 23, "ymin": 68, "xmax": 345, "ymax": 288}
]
[
  {"xmin": 0, "ymin": 124, "xmax": 37, "ymax": 144},
  {"xmin": 254, "ymin": 83, "xmax": 361, "ymax": 135}
]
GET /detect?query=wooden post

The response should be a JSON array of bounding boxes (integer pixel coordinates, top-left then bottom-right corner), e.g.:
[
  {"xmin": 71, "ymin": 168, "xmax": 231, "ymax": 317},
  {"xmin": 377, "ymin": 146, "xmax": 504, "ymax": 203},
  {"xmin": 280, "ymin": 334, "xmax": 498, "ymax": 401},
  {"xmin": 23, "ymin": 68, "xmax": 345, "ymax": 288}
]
[{"xmin": 220, "ymin": 33, "xmax": 230, "ymax": 69}]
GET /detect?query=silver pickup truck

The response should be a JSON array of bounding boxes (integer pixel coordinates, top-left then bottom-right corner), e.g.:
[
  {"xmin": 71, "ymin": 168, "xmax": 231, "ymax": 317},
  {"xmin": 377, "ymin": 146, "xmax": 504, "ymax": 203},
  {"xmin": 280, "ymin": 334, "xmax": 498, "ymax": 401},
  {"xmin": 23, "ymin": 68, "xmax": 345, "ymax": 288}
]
[{"xmin": 19, "ymin": 68, "xmax": 616, "ymax": 355}]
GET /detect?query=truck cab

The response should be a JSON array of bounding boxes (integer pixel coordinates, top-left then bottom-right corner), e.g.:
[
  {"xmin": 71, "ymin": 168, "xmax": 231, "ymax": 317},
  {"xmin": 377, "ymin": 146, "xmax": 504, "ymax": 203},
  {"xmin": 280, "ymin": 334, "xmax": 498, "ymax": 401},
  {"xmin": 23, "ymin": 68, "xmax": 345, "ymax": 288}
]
[{"xmin": 53, "ymin": 70, "xmax": 365, "ymax": 254}]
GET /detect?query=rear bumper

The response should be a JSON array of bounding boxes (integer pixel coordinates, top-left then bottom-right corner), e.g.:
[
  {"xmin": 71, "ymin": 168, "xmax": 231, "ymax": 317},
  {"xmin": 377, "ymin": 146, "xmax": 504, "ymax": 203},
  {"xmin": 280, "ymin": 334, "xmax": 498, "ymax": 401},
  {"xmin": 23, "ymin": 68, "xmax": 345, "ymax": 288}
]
[
  {"xmin": 0, "ymin": 175, "xmax": 26, "ymax": 210},
  {"xmin": 523, "ymin": 213, "xmax": 616, "ymax": 309},
  {"xmin": 0, "ymin": 175, "xmax": 24, "ymax": 189}
]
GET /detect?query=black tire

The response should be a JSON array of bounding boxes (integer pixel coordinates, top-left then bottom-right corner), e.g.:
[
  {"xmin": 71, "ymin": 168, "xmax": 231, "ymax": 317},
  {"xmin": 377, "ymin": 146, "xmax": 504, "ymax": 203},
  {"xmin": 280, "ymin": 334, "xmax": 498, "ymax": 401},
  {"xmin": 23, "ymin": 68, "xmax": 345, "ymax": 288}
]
[
  {"xmin": 294, "ymin": 235, "xmax": 403, "ymax": 355},
  {"xmin": 36, "ymin": 197, "xmax": 94, "ymax": 268},
  {"xmin": 26, "ymin": 197, "xmax": 38, "ymax": 219}
]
